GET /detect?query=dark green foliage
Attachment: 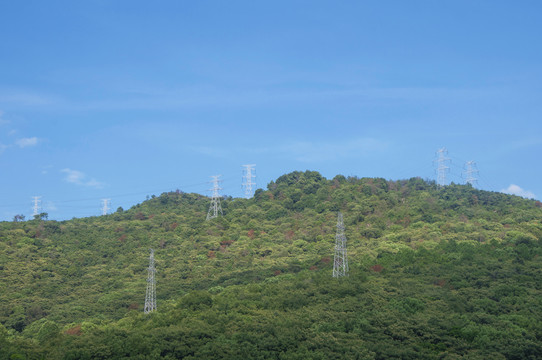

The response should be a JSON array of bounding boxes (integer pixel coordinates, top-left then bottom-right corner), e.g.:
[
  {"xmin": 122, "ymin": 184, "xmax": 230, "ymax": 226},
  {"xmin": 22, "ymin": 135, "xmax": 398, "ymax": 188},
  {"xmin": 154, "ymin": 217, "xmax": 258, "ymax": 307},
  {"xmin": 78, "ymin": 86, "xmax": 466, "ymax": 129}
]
[{"xmin": 0, "ymin": 171, "xmax": 541, "ymax": 359}]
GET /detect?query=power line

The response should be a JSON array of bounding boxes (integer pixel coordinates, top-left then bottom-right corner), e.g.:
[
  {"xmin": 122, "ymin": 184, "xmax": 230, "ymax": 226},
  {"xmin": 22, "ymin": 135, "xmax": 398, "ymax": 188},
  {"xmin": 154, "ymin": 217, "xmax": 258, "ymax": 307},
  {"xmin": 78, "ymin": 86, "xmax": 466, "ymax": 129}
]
[
  {"xmin": 0, "ymin": 180, "xmax": 212, "ymax": 210},
  {"xmin": 0, "ymin": 176, "xmax": 241, "ymax": 221},
  {"xmin": 448, "ymin": 154, "xmax": 497, "ymax": 191},
  {"xmin": 0, "ymin": 172, "xmax": 242, "ymax": 214}
]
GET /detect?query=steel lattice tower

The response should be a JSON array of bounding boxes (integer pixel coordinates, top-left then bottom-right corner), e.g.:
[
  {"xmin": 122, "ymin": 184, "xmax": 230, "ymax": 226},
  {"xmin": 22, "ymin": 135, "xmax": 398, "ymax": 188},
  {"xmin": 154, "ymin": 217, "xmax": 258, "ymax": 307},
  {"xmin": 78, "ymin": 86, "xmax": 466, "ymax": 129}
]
[
  {"xmin": 435, "ymin": 147, "xmax": 451, "ymax": 187},
  {"xmin": 32, "ymin": 196, "xmax": 42, "ymax": 217},
  {"xmin": 144, "ymin": 249, "xmax": 157, "ymax": 314},
  {"xmin": 101, "ymin": 198, "xmax": 111, "ymax": 216},
  {"xmin": 464, "ymin": 160, "xmax": 479, "ymax": 187},
  {"xmin": 242, "ymin": 164, "xmax": 256, "ymax": 199},
  {"xmin": 206, "ymin": 175, "xmax": 223, "ymax": 220},
  {"xmin": 333, "ymin": 212, "xmax": 349, "ymax": 278}
]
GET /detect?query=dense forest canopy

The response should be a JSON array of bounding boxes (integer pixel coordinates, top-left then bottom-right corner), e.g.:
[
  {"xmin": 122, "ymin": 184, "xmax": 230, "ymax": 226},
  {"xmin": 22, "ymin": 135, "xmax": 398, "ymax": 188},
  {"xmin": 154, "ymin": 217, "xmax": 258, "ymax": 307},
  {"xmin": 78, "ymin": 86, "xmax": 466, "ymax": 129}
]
[{"xmin": 1, "ymin": 171, "xmax": 541, "ymax": 359}]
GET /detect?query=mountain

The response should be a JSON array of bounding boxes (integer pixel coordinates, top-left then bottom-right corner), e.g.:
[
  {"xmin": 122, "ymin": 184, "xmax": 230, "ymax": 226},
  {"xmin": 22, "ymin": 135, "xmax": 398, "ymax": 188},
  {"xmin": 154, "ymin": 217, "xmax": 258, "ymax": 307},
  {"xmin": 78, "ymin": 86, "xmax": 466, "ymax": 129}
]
[{"xmin": 1, "ymin": 171, "xmax": 541, "ymax": 359}]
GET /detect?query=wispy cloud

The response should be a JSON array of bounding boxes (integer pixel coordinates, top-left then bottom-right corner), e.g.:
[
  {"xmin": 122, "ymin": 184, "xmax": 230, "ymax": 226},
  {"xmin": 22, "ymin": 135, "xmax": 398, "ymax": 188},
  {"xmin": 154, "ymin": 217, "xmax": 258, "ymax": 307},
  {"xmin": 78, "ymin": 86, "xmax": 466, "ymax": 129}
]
[
  {"xmin": 40, "ymin": 165, "xmax": 53, "ymax": 175},
  {"xmin": 0, "ymin": 84, "xmax": 502, "ymax": 113},
  {"xmin": 280, "ymin": 138, "xmax": 388, "ymax": 163},
  {"xmin": 44, "ymin": 201, "xmax": 57, "ymax": 212},
  {"xmin": 0, "ymin": 112, "xmax": 40, "ymax": 150},
  {"xmin": 76, "ymin": 86, "xmax": 497, "ymax": 111},
  {"xmin": 0, "ymin": 89, "xmax": 57, "ymax": 107},
  {"xmin": 61, "ymin": 168, "xmax": 105, "ymax": 189},
  {"xmin": 501, "ymin": 184, "xmax": 536, "ymax": 199},
  {"xmin": 15, "ymin": 137, "xmax": 38, "ymax": 148},
  {"xmin": 499, "ymin": 137, "xmax": 542, "ymax": 153},
  {"xmin": 189, "ymin": 137, "xmax": 389, "ymax": 163},
  {"xmin": 0, "ymin": 110, "xmax": 8, "ymax": 125},
  {"xmin": 188, "ymin": 145, "xmax": 230, "ymax": 158},
  {"xmin": 62, "ymin": 168, "xmax": 85, "ymax": 183}
]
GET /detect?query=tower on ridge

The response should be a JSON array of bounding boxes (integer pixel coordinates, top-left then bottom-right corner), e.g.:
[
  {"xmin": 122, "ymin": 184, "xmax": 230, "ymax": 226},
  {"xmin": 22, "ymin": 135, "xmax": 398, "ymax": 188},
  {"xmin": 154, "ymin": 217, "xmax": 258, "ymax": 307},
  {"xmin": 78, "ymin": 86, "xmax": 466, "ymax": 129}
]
[
  {"xmin": 435, "ymin": 148, "xmax": 451, "ymax": 187},
  {"xmin": 101, "ymin": 198, "xmax": 111, "ymax": 216},
  {"xmin": 144, "ymin": 249, "xmax": 157, "ymax": 314},
  {"xmin": 464, "ymin": 160, "xmax": 479, "ymax": 187},
  {"xmin": 242, "ymin": 164, "xmax": 256, "ymax": 199},
  {"xmin": 333, "ymin": 212, "xmax": 349, "ymax": 278},
  {"xmin": 32, "ymin": 196, "xmax": 42, "ymax": 217},
  {"xmin": 206, "ymin": 175, "xmax": 223, "ymax": 220}
]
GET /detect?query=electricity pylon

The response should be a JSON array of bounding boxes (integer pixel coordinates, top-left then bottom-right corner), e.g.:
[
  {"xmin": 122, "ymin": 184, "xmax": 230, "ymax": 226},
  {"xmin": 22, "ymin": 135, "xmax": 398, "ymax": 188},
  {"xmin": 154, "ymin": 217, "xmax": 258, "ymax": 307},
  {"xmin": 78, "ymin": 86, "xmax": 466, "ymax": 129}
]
[
  {"xmin": 32, "ymin": 196, "xmax": 42, "ymax": 217},
  {"xmin": 435, "ymin": 147, "xmax": 451, "ymax": 187},
  {"xmin": 463, "ymin": 160, "xmax": 479, "ymax": 187},
  {"xmin": 333, "ymin": 212, "xmax": 349, "ymax": 278},
  {"xmin": 101, "ymin": 198, "xmax": 111, "ymax": 216},
  {"xmin": 144, "ymin": 249, "xmax": 157, "ymax": 314},
  {"xmin": 242, "ymin": 164, "xmax": 256, "ymax": 199},
  {"xmin": 206, "ymin": 175, "xmax": 223, "ymax": 220}
]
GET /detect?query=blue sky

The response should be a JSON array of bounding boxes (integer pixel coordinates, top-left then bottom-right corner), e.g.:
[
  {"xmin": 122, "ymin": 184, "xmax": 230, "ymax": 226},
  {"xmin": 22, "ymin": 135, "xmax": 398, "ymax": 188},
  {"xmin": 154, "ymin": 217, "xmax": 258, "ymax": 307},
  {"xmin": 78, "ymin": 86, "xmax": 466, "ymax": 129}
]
[{"xmin": 0, "ymin": 1, "xmax": 541, "ymax": 220}]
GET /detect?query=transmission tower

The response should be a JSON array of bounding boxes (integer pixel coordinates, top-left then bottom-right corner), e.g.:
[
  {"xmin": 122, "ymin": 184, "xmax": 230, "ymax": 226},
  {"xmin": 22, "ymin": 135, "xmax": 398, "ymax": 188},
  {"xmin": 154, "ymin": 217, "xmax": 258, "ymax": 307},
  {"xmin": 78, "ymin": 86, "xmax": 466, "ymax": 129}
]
[
  {"xmin": 242, "ymin": 164, "xmax": 256, "ymax": 199},
  {"xmin": 101, "ymin": 198, "xmax": 111, "ymax": 216},
  {"xmin": 144, "ymin": 249, "xmax": 157, "ymax": 314},
  {"xmin": 32, "ymin": 196, "xmax": 42, "ymax": 217},
  {"xmin": 435, "ymin": 147, "xmax": 451, "ymax": 187},
  {"xmin": 206, "ymin": 175, "xmax": 223, "ymax": 220},
  {"xmin": 463, "ymin": 160, "xmax": 479, "ymax": 187},
  {"xmin": 333, "ymin": 212, "xmax": 349, "ymax": 278}
]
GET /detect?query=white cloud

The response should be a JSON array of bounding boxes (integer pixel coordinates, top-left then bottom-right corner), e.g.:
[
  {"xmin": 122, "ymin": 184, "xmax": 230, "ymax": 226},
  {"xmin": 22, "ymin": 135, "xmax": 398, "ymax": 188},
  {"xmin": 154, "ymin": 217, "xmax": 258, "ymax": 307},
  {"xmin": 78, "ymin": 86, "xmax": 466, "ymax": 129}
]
[
  {"xmin": 85, "ymin": 178, "xmax": 104, "ymax": 188},
  {"xmin": 61, "ymin": 168, "xmax": 105, "ymax": 189},
  {"xmin": 41, "ymin": 165, "xmax": 53, "ymax": 175},
  {"xmin": 501, "ymin": 184, "xmax": 536, "ymax": 199},
  {"xmin": 15, "ymin": 137, "xmax": 38, "ymax": 148},
  {"xmin": 62, "ymin": 168, "xmax": 85, "ymax": 183},
  {"xmin": 44, "ymin": 201, "xmax": 57, "ymax": 212}
]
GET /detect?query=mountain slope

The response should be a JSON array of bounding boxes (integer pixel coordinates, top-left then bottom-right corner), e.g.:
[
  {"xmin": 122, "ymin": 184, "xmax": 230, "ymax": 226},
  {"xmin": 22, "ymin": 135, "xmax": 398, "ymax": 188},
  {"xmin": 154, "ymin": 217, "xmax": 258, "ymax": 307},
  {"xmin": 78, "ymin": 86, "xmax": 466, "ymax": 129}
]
[{"xmin": 1, "ymin": 171, "xmax": 541, "ymax": 359}]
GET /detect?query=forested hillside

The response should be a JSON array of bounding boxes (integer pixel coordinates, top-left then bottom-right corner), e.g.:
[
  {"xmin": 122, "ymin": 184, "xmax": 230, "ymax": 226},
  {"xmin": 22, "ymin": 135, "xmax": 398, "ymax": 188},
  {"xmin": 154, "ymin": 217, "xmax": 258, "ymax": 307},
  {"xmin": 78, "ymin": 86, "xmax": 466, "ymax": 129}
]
[{"xmin": 1, "ymin": 171, "xmax": 542, "ymax": 359}]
